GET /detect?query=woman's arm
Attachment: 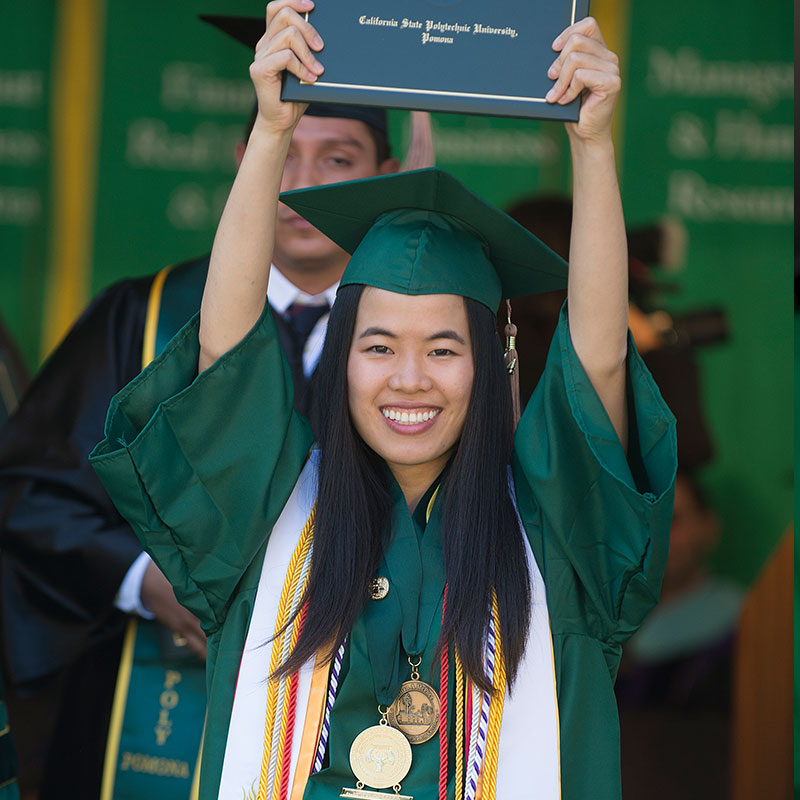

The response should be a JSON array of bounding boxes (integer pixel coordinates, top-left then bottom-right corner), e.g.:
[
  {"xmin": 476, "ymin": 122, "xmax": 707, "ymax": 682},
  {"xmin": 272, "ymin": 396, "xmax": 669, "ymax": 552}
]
[
  {"xmin": 198, "ymin": 0, "xmax": 325, "ymax": 371},
  {"xmin": 546, "ymin": 18, "xmax": 628, "ymax": 449}
]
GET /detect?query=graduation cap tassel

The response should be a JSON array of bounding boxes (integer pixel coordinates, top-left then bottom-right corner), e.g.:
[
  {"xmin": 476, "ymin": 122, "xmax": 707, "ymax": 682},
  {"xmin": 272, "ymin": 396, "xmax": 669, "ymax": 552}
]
[{"xmin": 503, "ymin": 299, "xmax": 521, "ymax": 429}]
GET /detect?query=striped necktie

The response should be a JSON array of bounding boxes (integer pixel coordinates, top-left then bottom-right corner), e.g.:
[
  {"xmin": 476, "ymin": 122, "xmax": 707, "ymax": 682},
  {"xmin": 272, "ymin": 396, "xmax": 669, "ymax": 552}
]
[{"xmin": 284, "ymin": 301, "xmax": 329, "ymax": 346}]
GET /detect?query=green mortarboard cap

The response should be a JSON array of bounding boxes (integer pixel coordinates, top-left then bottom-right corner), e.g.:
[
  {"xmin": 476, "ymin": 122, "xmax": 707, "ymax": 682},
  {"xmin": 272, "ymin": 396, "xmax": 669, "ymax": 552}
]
[{"xmin": 280, "ymin": 168, "xmax": 568, "ymax": 311}]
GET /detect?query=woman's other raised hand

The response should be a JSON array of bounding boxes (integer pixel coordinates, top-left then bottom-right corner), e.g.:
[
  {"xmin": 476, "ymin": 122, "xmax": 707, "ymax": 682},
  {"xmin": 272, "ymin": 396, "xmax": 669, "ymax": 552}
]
[{"xmin": 546, "ymin": 17, "xmax": 621, "ymax": 145}]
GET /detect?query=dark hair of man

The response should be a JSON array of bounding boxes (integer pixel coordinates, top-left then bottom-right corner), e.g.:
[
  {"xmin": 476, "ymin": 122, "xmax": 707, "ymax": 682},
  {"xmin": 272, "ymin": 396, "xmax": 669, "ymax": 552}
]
[
  {"xmin": 275, "ymin": 284, "xmax": 532, "ymax": 692},
  {"xmin": 243, "ymin": 106, "xmax": 391, "ymax": 165}
]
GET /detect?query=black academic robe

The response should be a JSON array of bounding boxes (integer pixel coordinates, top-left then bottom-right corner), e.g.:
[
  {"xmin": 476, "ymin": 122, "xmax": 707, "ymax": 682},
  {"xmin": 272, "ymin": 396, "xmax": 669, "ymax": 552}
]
[{"xmin": 0, "ymin": 255, "xmax": 318, "ymax": 798}]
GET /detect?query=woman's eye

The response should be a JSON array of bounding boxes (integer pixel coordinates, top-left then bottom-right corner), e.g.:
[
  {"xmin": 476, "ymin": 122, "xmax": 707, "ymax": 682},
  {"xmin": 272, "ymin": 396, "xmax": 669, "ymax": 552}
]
[
  {"xmin": 430, "ymin": 348, "xmax": 454, "ymax": 357},
  {"xmin": 368, "ymin": 344, "xmax": 391, "ymax": 354}
]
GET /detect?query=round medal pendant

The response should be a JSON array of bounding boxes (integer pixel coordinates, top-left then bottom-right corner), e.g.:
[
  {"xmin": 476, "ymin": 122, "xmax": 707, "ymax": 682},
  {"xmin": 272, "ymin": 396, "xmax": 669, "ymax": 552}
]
[
  {"xmin": 349, "ymin": 724, "xmax": 412, "ymax": 790},
  {"xmin": 369, "ymin": 577, "xmax": 390, "ymax": 601},
  {"xmin": 387, "ymin": 680, "xmax": 441, "ymax": 744}
]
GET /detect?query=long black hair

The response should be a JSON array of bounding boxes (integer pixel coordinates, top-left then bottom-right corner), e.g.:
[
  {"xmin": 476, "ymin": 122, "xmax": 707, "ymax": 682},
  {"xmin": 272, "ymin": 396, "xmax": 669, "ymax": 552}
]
[{"xmin": 276, "ymin": 284, "xmax": 531, "ymax": 692}]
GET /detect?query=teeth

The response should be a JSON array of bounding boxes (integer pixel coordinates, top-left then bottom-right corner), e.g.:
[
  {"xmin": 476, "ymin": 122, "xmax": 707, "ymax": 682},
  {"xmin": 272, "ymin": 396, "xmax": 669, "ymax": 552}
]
[{"xmin": 382, "ymin": 408, "xmax": 439, "ymax": 425}]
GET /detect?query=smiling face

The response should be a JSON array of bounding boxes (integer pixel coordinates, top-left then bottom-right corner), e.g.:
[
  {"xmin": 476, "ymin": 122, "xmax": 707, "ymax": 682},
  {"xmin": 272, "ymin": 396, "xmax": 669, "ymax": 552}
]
[{"xmin": 347, "ymin": 288, "xmax": 475, "ymax": 501}]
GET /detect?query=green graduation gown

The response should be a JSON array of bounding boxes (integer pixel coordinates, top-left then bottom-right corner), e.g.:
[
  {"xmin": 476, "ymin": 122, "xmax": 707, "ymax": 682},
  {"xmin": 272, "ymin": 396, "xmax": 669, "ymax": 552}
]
[{"xmin": 90, "ymin": 302, "xmax": 676, "ymax": 800}]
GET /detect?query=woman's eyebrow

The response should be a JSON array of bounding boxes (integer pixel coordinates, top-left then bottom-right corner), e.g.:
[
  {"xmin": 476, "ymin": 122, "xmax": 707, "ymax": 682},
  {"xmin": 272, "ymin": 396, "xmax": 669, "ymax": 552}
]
[
  {"xmin": 428, "ymin": 330, "xmax": 466, "ymax": 344},
  {"xmin": 358, "ymin": 327, "xmax": 396, "ymax": 339}
]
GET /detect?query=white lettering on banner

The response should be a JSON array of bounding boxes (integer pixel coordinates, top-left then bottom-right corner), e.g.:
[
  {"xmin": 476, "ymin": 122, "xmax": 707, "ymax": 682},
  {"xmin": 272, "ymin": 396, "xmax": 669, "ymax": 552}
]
[
  {"xmin": 430, "ymin": 123, "xmax": 558, "ymax": 165},
  {"xmin": 0, "ymin": 129, "xmax": 45, "ymax": 165},
  {"xmin": 166, "ymin": 182, "xmax": 230, "ymax": 230},
  {"xmin": 125, "ymin": 119, "xmax": 241, "ymax": 171},
  {"xmin": 0, "ymin": 186, "xmax": 41, "ymax": 225},
  {"xmin": 666, "ymin": 111, "xmax": 792, "ymax": 162},
  {"xmin": 667, "ymin": 170, "xmax": 793, "ymax": 224},
  {"xmin": 646, "ymin": 47, "xmax": 792, "ymax": 109},
  {"xmin": 0, "ymin": 70, "xmax": 44, "ymax": 107},
  {"xmin": 161, "ymin": 63, "xmax": 254, "ymax": 114},
  {"xmin": 667, "ymin": 113, "xmax": 711, "ymax": 160},
  {"xmin": 714, "ymin": 110, "xmax": 792, "ymax": 161}
]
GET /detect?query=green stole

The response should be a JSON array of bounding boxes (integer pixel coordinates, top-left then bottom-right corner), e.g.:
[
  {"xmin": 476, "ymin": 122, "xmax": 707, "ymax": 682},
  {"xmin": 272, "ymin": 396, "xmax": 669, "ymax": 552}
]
[{"xmin": 101, "ymin": 261, "xmax": 208, "ymax": 800}]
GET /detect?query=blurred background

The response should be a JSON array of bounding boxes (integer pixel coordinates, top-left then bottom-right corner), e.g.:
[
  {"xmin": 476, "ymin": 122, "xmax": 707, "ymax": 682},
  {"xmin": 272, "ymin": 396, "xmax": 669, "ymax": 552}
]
[{"xmin": 0, "ymin": 1, "xmax": 793, "ymax": 799}]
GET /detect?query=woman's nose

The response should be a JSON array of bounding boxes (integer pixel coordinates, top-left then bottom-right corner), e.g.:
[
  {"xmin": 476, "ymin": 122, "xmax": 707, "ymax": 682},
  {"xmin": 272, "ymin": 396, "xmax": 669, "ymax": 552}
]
[{"xmin": 387, "ymin": 356, "xmax": 433, "ymax": 393}]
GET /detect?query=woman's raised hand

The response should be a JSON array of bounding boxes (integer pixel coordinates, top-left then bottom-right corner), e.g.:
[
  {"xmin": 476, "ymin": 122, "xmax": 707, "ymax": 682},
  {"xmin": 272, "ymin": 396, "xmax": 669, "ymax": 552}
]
[
  {"xmin": 249, "ymin": 0, "xmax": 325, "ymax": 136},
  {"xmin": 545, "ymin": 17, "xmax": 621, "ymax": 144}
]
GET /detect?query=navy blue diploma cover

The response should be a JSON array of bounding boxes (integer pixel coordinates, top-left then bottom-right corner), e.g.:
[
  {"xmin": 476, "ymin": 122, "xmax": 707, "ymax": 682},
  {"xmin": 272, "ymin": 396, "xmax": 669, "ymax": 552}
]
[{"xmin": 282, "ymin": 0, "xmax": 590, "ymax": 121}]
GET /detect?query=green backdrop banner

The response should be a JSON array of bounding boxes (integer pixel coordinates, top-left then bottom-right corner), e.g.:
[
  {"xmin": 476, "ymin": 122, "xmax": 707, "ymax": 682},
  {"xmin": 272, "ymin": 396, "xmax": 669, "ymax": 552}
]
[
  {"xmin": 0, "ymin": 5, "xmax": 55, "ymax": 368},
  {"xmin": 0, "ymin": 1, "xmax": 792, "ymax": 585},
  {"xmin": 90, "ymin": 1, "xmax": 262, "ymax": 298},
  {"xmin": 620, "ymin": 0, "xmax": 793, "ymax": 583}
]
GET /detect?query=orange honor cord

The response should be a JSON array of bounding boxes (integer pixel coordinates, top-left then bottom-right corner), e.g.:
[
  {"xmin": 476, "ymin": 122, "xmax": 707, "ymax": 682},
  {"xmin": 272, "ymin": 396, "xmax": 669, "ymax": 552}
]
[{"xmin": 289, "ymin": 648, "xmax": 335, "ymax": 800}]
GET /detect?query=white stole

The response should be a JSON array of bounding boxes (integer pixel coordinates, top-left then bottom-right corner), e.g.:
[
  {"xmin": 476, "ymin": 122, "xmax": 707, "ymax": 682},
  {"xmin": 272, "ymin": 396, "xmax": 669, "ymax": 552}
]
[
  {"xmin": 217, "ymin": 454, "xmax": 560, "ymax": 799},
  {"xmin": 217, "ymin": 453, "xmax": 319, "ymax": 799}
]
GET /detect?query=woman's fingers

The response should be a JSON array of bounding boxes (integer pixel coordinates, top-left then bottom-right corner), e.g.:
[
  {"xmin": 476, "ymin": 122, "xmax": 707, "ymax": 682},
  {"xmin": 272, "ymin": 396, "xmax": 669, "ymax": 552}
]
[
  {"xmin": 544, "ymin": 15, "xmax": 621, "ymax": 136},
  {"xmin": 552, "ymin": 15, "xmax": 607, "ymax": 50},
  {"xmin": 558, "ymin": 67, "xmax": 621, "ymax": 107},
  {"xmin": 261, "ymin": 1, "xmax": 324, "ymax": 56},
  {"xmin": 546, "ymin": 51, "xmax": 619, "ymax": 104},
  {"xmin": 246, "ymin": 1, "xmax": 322, "ymax": 133},
  {"xmin": 252, "ymin": 2, "xmax": 324, "ymax": 82},
  {"xmin": 252, "ymin": 24, "xmax": 324, "ymax": 84},
  {"xmin": 548, "ymin": 33, "xmax": 617, "ymax": 82}
]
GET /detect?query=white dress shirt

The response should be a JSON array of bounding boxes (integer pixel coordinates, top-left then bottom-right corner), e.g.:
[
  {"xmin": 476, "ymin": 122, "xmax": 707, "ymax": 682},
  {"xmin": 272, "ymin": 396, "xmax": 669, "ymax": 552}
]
[{"xmin": 115, "ymin": 265, "xmax": 338, "ymax": 617}]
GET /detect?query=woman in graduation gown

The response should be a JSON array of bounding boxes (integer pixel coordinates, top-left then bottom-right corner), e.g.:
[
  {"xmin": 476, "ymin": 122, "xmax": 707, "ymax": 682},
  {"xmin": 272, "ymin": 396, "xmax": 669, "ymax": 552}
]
[{"xmin": 90, "ymin": 5, "xmax": 676, "ymax": 800}]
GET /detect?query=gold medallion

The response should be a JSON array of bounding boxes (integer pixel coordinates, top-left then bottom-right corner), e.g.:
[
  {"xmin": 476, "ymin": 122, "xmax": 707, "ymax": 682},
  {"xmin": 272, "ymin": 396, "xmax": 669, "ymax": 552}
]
[
  {"xmin": 349, "ymin": 724, "xmax": 412, "ymax": 790},
  {"xmin": 387, "ymin": 680, "xmax": 441, "ymax": 744},
  {"xmin": 369, "ymin": 577, "xmax": 390, "ymax": 600}
]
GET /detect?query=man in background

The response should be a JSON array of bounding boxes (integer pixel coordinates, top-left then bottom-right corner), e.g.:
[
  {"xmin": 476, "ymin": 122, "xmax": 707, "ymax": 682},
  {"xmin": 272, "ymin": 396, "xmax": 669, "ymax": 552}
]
[{"xmin": 0, "ymin": 16, "xmax": 433, "ymax": 799}]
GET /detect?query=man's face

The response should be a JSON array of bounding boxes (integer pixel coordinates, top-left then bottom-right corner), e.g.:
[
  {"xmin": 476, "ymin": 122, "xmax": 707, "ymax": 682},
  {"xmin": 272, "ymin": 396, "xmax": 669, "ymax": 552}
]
[{"xmin": 273, "ymin": 115, "xmax": 395, "ymax": 274}]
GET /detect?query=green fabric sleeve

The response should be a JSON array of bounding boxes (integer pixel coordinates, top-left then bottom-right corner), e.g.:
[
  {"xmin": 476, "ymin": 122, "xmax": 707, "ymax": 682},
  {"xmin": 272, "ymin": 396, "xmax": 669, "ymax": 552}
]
[
  {"xmin": 512, "ymin": 305, "xmax": 677, "ymax": 652},
  {"xmin": 89, "ymin": 304, "xmax": 313, "ymax": 633}
]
